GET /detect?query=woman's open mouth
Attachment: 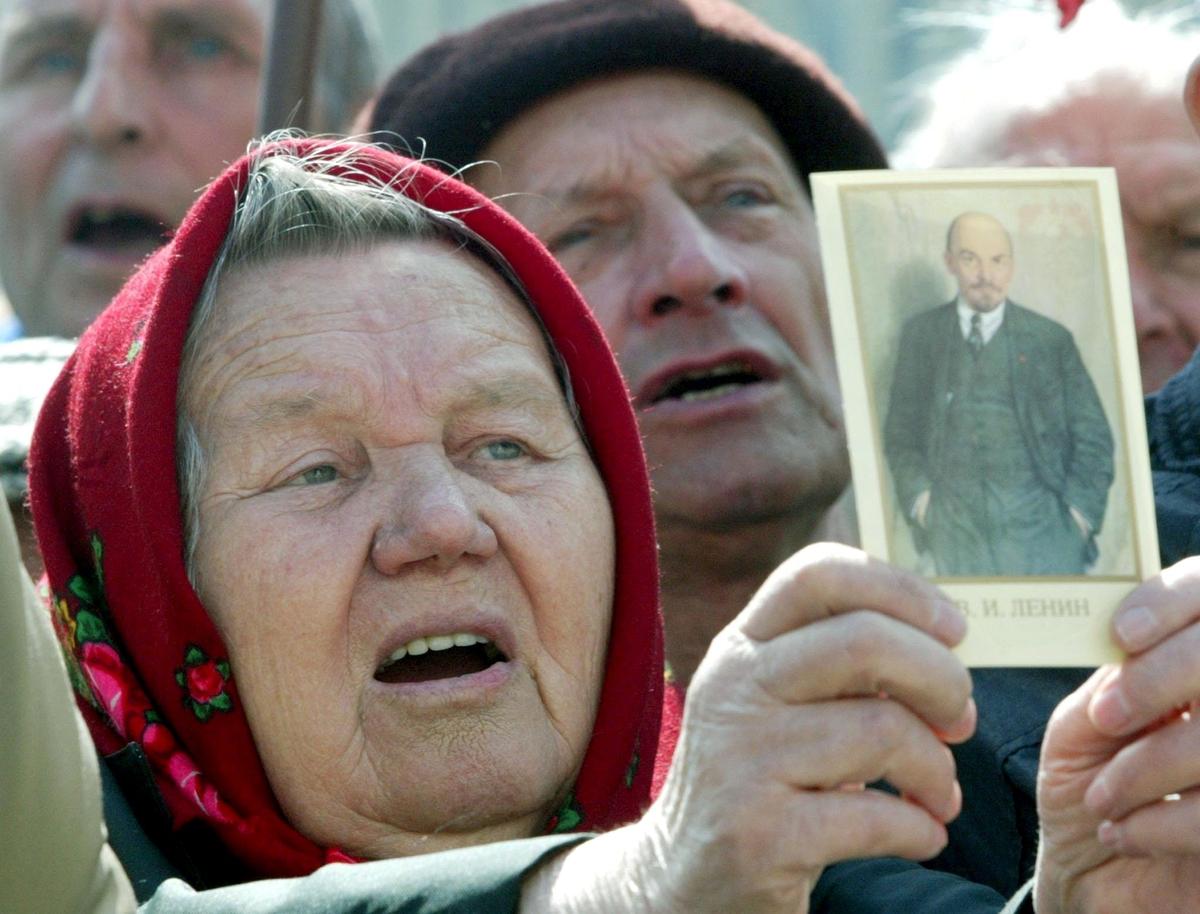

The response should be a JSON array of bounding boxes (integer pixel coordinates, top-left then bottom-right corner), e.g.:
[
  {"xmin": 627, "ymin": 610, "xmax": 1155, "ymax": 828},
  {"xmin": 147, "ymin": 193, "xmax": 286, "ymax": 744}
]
[{"xmin": 374, "ymin": 633, "xmax": 508, "ymax": 684}]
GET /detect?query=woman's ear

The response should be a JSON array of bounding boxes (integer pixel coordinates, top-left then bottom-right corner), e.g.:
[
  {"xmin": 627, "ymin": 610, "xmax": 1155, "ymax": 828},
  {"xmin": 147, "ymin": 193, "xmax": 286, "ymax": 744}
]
[{"xmin": 1185, "ymin": 53, "xmax": 1200, "ymax": 138}]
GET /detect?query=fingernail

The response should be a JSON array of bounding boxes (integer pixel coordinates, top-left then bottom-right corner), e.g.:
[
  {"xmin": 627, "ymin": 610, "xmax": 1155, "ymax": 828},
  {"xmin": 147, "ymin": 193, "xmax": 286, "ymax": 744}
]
[
  {"xmin": 1097, "ymin": 820, "xmax": 1121, "ymax": 849},
  {"xmin": 935, "ymin": 600, "xmax": 967, "ymax": 643},
  {"xmin": 1091, "ymin": 687, "xmax": 1133, "ymax": 733},
  {"xmin": 1084, "ymin": 775, "xmax": 1112, "ymax": 813},
  {"xmin": 1115, "ymin": 605, "xmax": 1157, "ymax": 651}
]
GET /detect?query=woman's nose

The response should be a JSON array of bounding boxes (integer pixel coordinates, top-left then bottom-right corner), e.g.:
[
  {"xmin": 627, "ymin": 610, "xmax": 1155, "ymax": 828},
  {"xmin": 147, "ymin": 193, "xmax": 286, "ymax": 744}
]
[{"xmin": 370, "ymin": 459, "xmax": 498, "ymax": 575}]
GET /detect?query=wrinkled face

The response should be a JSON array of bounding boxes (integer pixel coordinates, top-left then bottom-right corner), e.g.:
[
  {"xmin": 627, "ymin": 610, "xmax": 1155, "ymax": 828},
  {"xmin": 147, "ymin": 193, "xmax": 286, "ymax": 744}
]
[
  {"xmin": 0, "ymin": 0, "xmax": 266, "ymax": 337},
  {"xmin": 944, "ymin": 213, "xmax": 1014, "ymax": 313},
  {"xmin": 996, "ymin": 85, "xmax": 1200, "ymax": 391},
  {"xmin": 474, "ymin": 71, "xmax": 849, "ymax": 533},
  {"xmin": 186, "ymin": 241, "xmax": 614, "ymax": 858}
]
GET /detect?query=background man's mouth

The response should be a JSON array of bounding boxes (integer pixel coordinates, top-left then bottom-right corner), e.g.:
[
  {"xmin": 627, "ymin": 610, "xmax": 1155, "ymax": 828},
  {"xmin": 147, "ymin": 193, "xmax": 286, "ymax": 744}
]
[
  {"xmin": 651, "ymin": 359, "xmax": 767, "ymax": 404},
  {"xmin": 67, "ymin": 205, "xmax": 168, "ymax": 255}
]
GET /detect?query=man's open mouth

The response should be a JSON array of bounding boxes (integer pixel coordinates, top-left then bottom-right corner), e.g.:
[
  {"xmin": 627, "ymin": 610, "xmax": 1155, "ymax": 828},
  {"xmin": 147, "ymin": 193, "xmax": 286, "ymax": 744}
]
[
  {"xmin": 66, "ymin": 205, "xmax": 169, "ymax": 253},
  {"xmin": 374, "ymin": 633, "xmax": 507, "ymax": 684},
  {"xmin": 646, "ymin": 358, "xmax": 772, "ymax": 405}
]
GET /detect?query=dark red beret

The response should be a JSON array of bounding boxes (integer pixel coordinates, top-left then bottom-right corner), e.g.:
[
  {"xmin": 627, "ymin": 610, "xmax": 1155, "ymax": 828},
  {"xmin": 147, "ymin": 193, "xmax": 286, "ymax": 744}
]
[{"xmin": 367, "ymin": 0, "xmax": 887, "ymax": 193}]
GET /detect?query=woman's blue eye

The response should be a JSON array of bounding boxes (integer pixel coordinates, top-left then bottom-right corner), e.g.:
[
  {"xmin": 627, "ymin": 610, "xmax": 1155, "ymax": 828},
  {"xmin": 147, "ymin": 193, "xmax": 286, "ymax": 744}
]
[
  {"xmin": 297, "ymin": 465, "xmax": 337, "ymax": 485},
  {"xmin": 483, "ymin": 440, "xmax": 525, "ymax": 461}
]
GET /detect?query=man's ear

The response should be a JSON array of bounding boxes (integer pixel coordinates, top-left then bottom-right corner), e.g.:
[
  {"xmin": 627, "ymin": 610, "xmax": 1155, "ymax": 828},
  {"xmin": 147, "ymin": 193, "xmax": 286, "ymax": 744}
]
[{"xmin": 1185, "ymin": 53, "xmax": 1200, "ymax": 138}]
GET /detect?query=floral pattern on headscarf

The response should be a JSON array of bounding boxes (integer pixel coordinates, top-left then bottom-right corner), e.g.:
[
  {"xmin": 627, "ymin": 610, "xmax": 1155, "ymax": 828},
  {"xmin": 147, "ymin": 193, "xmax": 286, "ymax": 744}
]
[{"xmin": 51, "ymin": 533, "xmax": 239, "ymax": 827}]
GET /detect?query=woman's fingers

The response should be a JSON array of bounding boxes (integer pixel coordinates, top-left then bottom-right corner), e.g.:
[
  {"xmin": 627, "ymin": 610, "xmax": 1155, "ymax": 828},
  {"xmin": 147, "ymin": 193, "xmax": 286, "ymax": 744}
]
[
  {"xmin": 661, "ymin": 543, "xmax": 976, "ymax": 907},
  {"xmin": 751, "ymin": 699, "xmax": 962, "ymax": 823},
  {"xmin": 1085, "ymin": 710, "xmax": 1200, "ymax": 823},
  {"xmin": 751, "ymin": 609, "xmax": 974, "ymax": 739},
  {"xmin": 737, "ymin": 543, "xmax": 966, "ymax": 648},
  {"xmin": 1097, "ymin": 790, "xmax": 1200, "ymax": 856},
  {"xmin": 1089, "ymin": 620, "xmax": 1200, "ymax": 736},
  {"xmin": 777, "ymin": 789, "xmax": 951, "ymax": 867},
  {"xmin": 1110, "ymin": 556, "xmax": 1200, "ymax": 654}
]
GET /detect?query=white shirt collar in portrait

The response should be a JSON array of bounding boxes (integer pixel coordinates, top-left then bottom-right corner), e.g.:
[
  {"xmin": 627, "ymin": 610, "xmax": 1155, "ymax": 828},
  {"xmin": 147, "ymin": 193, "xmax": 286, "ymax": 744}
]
[{"xmin": 956, "ymin": 297, "xmax": 1007, "ymax": 345}]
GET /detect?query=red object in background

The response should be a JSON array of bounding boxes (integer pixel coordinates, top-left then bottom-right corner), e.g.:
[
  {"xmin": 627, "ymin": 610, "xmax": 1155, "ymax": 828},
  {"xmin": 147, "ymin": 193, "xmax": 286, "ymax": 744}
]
[{"xmin": 1058, "ymin": 0, "xmax": 1084, "ymax": 27}]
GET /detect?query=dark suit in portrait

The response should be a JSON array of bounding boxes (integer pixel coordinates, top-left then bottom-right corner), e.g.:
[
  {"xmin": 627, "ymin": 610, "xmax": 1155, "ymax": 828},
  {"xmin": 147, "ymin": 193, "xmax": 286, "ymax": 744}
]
[{"xmin": 883, "ymin": 300, "xmax": 1114, "ymax": 576}]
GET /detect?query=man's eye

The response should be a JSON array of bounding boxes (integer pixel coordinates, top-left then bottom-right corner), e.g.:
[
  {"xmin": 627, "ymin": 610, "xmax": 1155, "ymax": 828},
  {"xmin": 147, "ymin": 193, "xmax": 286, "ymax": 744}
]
[
  {"xmin": 20, "ymin": 45, "xmax": 84, "ymax": 78},
  {"xmin": 721, "ymin": 186, "xmax": 771, "ymax": 208},
  {"xmin": 480, "ymin": 440, "xmax": 526, "ymax": 461},
  {"xmin": 159, "ymin": 30, "xmax": 233, "ymax": 66},
  {"xmin": 548, "ymin": 221, "xmax": 598, "ymax": 252},
  {"xmin": 1174, "ymin": 230, "xmax": 1200, "ymax": 251},
  {"xmin": 291, "ymin": 465, "xmax": 338, "ymax": 486},
  {"xmin": 186, "ymin": 35, "xmax": 226, "ymax": 59}
]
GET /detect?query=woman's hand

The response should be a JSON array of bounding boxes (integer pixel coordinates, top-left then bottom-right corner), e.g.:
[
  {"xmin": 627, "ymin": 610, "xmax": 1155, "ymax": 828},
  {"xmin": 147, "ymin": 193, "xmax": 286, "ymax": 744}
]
[
  {"xmin": 524, "ymin": 543, "xmax": 975, "ymax": 913},
  {"xmin": 1035, "ymin": 556, "xmax": 1200, "ymax": 913}
]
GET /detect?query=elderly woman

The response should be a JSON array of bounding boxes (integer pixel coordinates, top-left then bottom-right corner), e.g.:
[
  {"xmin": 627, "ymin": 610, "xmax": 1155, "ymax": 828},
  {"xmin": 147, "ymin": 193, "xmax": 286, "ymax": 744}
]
[{"xmin": 26, "ymin": 139, "xmax": 978, "ymax": 912}]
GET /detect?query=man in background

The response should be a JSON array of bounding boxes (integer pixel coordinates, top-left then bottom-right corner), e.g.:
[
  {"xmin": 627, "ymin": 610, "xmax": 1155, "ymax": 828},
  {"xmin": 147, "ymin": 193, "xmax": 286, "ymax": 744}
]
[
  {"xmin": 0, "ymin": 0, "xmax": 380, "ymax": 576},
  {"xmin": 367, "ymin": 1, "xmax": 1092, "ymax": 906},
  {"xmin": 894, "ymin": 0, "xmax": 1200, "ymax": 393},
  {"xmin": 0, "ymin": 0, "xmax": 380, "ymax": 340},
  {"xmin": 368, "ymin": 0, "xmax": 882, "ymax": 688}
]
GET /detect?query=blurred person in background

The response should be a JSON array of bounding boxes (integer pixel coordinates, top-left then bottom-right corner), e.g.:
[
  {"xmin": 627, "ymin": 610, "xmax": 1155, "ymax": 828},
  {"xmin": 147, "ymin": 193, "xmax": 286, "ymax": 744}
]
[
  {"xmin": 368, "ymin": 0, "xmax": 882, "ymax": 694},
  {"xmin": 0, "ymin": 0, "xmax": 379, "ymax": 576},
  {"xmin": 894, "ymin": 0, "xmax": 1200, "ymax": 393},
  {"xmin": 0, "ymin": 0, "xmax": 379, "ymax": 340}
]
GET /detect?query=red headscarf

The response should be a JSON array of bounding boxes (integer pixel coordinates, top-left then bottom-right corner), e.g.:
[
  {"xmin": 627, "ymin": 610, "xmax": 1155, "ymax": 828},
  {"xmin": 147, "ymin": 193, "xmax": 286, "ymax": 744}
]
[{"xmin": 29, "ymin": 140, "xmax": 666, "ymax": 879}]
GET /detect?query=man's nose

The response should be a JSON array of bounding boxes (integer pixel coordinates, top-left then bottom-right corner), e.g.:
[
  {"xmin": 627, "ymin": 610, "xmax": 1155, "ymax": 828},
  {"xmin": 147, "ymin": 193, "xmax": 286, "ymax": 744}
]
[
  {"xmin": 630, "ymin": 200, "xmax": 749, "ymax": 323},
  {"xmin": 370, "ymin": 454, "xmax": 499, "ymax": 575},
  {"xmin": 69, "ymin": 31, "xmax": 155, "ymax": 148}
]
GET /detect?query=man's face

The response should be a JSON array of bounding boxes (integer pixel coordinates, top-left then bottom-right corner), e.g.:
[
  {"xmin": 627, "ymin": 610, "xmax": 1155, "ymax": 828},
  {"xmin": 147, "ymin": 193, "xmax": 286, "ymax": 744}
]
[
  {"xmin": 0, "ymin": 0, "xmax": 266, "ymax": 338},
  {"xmin": 475, "ymin": 71, "xmax": 849, "ymax": 532},
  {"xmin": 996, "ymin": 84, "xmax": 1200, "ymax": 391},
  {"xmin": 944, "ymin": 214, "xmax": 1014, "ymax": 313}
]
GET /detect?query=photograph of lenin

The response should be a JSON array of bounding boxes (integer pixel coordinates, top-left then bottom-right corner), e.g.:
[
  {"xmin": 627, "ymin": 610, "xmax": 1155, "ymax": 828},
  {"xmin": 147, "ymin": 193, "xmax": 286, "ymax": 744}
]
[
  {"xmin": 883, "ymin": 211, "xmax": 1114, "ymax": 577},
  {"xmin": 815, "ymin": 171, "xmax": 1151, "ymax": 583}
]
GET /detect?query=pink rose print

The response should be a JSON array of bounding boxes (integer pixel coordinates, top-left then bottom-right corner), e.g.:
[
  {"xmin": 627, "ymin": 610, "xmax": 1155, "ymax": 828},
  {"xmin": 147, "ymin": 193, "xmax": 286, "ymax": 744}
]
[{"xmin": 175, "ymin": 644, "xmax": 234, "ymax": 721}]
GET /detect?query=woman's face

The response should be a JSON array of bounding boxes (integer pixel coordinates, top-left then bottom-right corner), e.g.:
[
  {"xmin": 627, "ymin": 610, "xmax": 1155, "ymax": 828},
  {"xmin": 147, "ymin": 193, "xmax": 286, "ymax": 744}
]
[{"xmin": 185, "ymin": 239, "xmax": 615, "ymax": 858}]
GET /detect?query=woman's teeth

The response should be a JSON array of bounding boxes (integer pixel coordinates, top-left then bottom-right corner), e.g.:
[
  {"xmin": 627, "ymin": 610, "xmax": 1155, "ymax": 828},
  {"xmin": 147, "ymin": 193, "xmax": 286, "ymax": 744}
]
[{"xmin": 387, "ymin": 632, "xmax": 492, "ymax": 662}]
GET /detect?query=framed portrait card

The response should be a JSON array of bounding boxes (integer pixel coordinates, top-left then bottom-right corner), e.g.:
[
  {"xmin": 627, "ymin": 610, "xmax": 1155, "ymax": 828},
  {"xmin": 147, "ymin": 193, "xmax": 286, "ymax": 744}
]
[{"xmin": 812, "ymin": 168, "xmax": 1159, "ymax": 667}]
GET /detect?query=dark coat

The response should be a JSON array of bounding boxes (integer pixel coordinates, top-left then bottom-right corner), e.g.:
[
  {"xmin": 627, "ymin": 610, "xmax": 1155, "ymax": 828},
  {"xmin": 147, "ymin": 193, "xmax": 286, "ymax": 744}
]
[
  {"xmin": 1145, "ymin": 346, "xmax": 1200, "ymax": 566},
  {"xmin": 102, "ymin": 749, "xmax": 587, "ymax": 912},
  {"xmin": 884, "ymin": 301, "xmax": 1114, "ymax": 558}
]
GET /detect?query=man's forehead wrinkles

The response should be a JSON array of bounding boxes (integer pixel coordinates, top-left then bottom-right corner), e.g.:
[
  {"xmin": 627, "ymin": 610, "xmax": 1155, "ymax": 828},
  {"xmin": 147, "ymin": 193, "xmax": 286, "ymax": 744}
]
[{"xmin": 547, "ymin": 135, "xmax": 783, "ymax": 207}]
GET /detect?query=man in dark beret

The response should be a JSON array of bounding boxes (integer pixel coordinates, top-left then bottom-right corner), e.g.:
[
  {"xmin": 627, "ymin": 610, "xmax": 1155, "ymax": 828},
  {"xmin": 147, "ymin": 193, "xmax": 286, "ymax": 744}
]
[{"xmin": 365, "ymin": 3, "xmax": 1176, "ymax": 912}]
